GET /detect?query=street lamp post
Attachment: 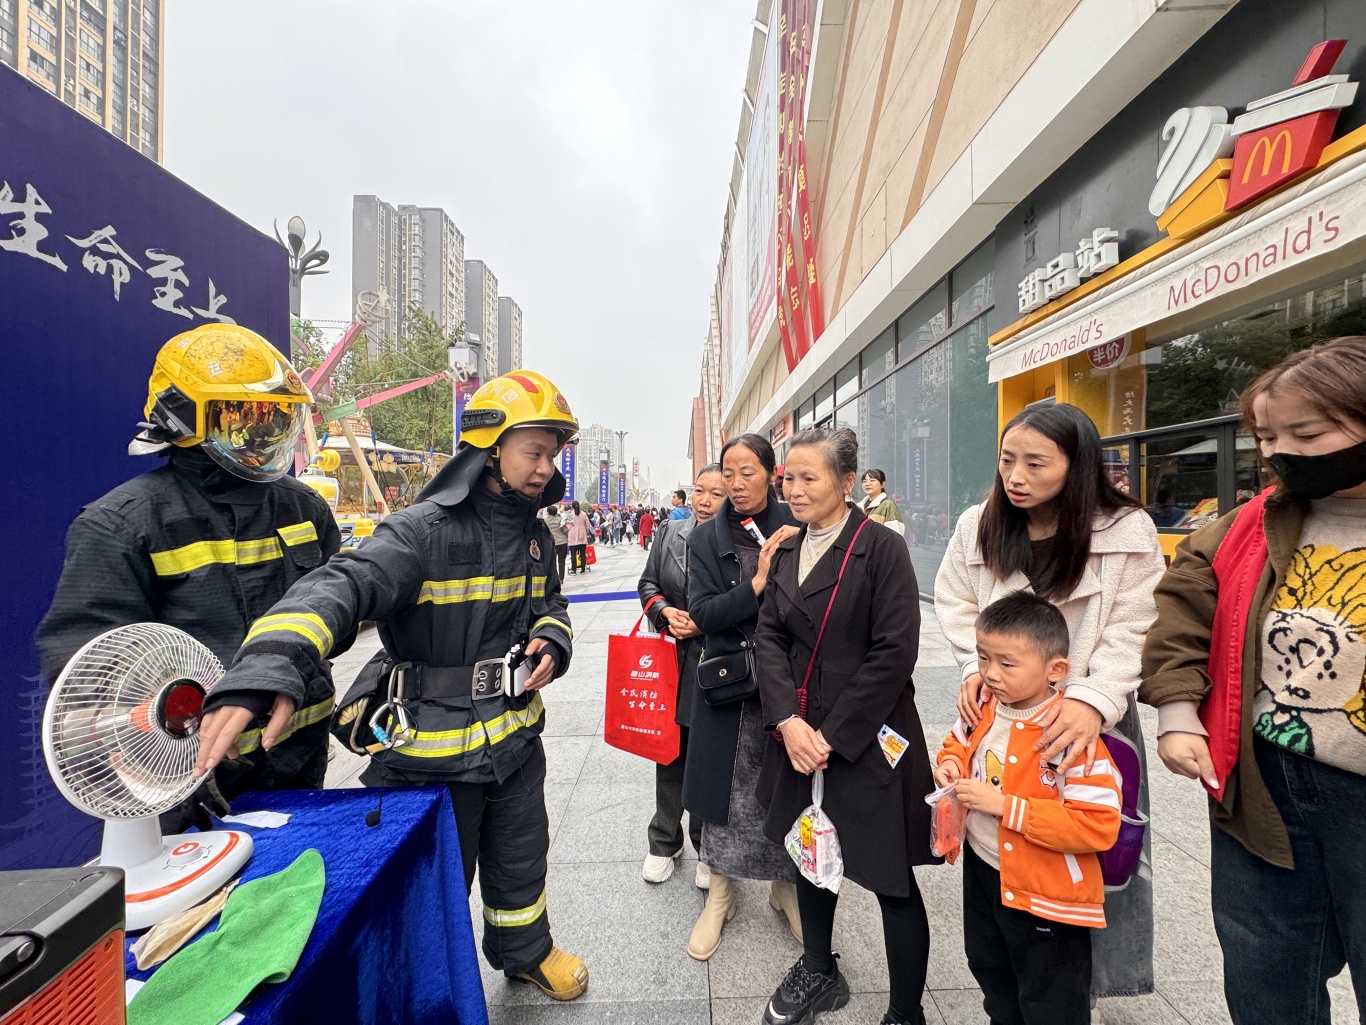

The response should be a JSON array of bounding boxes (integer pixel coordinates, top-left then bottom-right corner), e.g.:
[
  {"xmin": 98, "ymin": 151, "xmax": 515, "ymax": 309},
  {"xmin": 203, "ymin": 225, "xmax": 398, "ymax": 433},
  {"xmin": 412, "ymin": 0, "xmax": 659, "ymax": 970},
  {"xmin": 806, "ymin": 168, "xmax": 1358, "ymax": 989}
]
[
  {"xmin": 614, "ymin": 430, "xmax": 628, "ymax": 486},
  {"xmin": 274, "ymin": 216, "xmax": 330, "ymax": 333}
]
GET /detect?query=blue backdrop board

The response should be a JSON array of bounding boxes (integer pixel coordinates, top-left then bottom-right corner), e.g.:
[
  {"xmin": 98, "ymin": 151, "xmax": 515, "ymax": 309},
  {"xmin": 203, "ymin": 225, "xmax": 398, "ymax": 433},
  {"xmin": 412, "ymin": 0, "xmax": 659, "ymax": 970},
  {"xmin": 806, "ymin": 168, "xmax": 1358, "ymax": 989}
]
[{"xmin": 0, "ymin": 66, "xmax": 289, "ymax": 871}]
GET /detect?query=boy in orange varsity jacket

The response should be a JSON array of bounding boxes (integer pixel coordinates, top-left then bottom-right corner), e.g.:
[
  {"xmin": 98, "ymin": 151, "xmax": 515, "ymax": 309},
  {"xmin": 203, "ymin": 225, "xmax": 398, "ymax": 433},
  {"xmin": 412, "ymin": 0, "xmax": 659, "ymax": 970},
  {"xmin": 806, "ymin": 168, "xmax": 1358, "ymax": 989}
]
[{"xmin": 935, "ymin": 592, "xmax": 1121, "ymax": 1025}]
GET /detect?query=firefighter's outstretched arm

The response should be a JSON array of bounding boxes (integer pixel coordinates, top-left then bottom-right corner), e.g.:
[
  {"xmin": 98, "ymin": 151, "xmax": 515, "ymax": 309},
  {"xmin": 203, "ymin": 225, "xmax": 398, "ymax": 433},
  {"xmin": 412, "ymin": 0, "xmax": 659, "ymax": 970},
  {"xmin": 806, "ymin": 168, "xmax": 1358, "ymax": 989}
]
[{"xmin": 196, "ymin": 513, "xmax": 428, "ymax": 776}]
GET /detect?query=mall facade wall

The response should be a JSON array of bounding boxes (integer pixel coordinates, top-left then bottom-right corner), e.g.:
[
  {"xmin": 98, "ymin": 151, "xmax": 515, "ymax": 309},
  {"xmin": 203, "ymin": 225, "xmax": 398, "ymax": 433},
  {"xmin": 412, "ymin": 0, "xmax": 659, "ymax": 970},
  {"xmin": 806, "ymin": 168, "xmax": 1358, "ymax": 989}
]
[{"xmin": 707, "ymin": 0, "xmax": 1366, "ymax": 589}]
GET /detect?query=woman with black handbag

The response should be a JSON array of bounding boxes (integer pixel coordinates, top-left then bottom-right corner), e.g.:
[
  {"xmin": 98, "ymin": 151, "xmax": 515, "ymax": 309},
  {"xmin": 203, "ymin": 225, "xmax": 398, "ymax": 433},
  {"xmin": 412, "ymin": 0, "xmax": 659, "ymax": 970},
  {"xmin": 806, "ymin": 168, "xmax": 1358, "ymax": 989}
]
[
  {"xmin": 636, "ymin": 463, "xmax": 725, "ymax": 887},
  {"xmin": 754, "ymin": 427, "xmax": 936, "ymax": 1025},
  {"xmin": 684, "ymin": 432, "xmax": 802, "ymax": 960}
]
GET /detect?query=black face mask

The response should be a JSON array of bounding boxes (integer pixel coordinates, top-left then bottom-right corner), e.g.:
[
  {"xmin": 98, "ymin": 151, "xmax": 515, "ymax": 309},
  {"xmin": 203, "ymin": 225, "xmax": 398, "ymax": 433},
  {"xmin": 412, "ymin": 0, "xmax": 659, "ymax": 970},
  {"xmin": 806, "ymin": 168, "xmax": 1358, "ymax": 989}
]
[{"xmin": 1267, "ymin": 438, "xmax": 1366, "ymax": 500}]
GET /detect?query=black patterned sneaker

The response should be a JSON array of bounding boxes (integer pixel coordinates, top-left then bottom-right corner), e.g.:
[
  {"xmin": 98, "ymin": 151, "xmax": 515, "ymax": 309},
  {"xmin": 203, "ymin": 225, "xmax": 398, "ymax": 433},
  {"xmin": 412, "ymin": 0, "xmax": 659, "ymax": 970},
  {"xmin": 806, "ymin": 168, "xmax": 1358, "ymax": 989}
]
[{"xmin": 762, "ymin": 954, "xmax": 850, "ymax": 1025}]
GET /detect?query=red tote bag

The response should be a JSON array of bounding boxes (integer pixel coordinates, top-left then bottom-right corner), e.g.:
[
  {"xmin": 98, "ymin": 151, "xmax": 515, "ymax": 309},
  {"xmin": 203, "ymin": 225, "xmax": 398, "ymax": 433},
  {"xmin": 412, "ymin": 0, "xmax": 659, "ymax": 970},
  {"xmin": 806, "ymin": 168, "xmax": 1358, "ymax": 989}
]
[
  {"xmin": 585, "ymin": 544, "xmax": 597, "ymax": 566},
  {"xmin": 605, "ymin": 614, "xmax": 681, "ymax": 763}
]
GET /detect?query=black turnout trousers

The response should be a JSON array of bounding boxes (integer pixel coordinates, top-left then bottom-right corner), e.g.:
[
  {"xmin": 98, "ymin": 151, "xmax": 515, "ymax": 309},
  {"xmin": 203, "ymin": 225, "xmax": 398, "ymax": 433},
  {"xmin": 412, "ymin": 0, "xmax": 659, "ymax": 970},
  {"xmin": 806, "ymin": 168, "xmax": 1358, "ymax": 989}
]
[{"xmin": 447, "ymin": 738, "xmax": 553, "ymax": 974}]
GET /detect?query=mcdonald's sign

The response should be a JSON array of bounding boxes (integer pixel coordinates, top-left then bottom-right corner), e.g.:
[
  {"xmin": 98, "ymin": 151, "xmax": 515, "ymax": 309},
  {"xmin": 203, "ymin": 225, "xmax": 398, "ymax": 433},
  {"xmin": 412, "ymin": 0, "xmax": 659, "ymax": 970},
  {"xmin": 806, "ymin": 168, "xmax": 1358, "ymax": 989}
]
[{"xmin": 1226, "ymin": 110, "xmax": 1339, "ymax": 210}]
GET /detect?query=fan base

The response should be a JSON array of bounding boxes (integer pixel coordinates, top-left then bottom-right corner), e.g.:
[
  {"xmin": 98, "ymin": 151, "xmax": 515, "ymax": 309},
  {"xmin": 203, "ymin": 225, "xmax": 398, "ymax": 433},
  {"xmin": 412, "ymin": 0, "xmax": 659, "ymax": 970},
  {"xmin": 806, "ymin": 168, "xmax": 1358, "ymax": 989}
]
[{"xmin": 108, "ymin": 828, "xmax": 254, "ymax": 932}]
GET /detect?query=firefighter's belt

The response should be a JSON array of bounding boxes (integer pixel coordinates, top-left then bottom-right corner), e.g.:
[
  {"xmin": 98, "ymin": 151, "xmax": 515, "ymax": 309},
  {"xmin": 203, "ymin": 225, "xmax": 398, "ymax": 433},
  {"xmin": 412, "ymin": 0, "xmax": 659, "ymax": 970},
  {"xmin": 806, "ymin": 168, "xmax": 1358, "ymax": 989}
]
[{"xmin": 392, "ymin": 660, "xmax": 507, "ymax": 702}]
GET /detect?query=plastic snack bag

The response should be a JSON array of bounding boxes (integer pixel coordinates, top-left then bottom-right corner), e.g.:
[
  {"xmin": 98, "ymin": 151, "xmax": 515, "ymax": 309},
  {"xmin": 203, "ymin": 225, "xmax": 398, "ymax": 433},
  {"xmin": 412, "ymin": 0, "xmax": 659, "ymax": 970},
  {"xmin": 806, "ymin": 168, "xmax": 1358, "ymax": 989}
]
[
  {"xmin": 784, "ymin": 769, "xmax": 843, "ymax": 893},
  {"xmin": 924, "ymin": 782, "xmax": 968, "ymax": 859}
]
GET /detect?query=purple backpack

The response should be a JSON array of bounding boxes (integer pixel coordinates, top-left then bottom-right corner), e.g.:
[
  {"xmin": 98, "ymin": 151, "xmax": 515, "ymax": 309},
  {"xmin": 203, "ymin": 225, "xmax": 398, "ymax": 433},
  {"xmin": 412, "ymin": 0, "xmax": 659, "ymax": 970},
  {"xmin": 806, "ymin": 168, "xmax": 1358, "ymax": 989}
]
[{"xmin": 1098, "ymin": 728, "xmax": 1147, "ymax": 889}]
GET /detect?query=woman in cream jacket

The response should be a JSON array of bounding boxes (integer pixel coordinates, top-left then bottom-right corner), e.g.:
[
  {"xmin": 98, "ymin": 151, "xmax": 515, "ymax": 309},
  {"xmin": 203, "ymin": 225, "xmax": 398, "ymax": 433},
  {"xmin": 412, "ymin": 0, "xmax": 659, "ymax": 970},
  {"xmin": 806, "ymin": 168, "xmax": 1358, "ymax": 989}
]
[{"xmin": 934, "ymin": 403, "xmax": 1166, "ymax": 1002}]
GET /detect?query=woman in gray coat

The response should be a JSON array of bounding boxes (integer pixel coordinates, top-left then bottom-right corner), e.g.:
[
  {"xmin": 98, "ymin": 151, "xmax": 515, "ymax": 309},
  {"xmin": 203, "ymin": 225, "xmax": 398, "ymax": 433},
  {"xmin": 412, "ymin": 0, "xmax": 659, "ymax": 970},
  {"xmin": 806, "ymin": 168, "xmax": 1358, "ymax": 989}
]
[
  {"xmin": 636, "ymin": 464, "xmax": 725, "ymax": 887},
  {"xmin": 685, "ymin": 434, "xmax": 802, "ymax": 961}
]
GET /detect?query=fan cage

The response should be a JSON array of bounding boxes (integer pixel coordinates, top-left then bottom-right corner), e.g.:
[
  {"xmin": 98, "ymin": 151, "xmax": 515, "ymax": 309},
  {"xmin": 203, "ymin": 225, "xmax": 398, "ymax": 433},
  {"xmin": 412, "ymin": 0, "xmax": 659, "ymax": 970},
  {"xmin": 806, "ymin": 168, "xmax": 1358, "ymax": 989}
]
[{"xmin": 44, "ymin": 623, "xmax": 223, "ymax": 819}]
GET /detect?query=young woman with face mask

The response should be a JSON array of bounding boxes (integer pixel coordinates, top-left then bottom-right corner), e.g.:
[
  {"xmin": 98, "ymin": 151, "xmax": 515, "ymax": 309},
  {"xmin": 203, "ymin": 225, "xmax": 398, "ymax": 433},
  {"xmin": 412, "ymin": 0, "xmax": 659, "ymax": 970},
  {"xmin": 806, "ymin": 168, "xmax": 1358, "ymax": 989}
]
[
  {"xmin": 934, "ymin": 402, "xmax": 1167, "ymax": 1003},
  {"xmin": 1141, "ymin": 336, "xmax": 1366, "ymax": 1025},
  {"xmin": 682, "ymin": 433, "xmax": 803, "ymax": 960}
]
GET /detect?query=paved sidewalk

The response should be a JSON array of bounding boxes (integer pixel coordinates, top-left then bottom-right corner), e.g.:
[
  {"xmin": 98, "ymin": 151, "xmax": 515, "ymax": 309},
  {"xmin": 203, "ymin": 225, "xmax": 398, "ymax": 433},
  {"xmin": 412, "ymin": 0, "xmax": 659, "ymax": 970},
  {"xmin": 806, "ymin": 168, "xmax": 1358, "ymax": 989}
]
[{"xmin": 325, "ymin": 539, "xmax": 1356, "ymax": 1024}]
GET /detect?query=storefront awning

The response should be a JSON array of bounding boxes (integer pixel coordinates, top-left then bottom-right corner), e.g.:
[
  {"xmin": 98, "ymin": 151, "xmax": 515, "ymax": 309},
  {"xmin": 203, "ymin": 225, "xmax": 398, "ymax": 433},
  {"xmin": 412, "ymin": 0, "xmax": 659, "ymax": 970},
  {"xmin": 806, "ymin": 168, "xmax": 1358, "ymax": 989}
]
[{"xmin": 987, "ymin": 147, "xmax": 1366, "ymax": 383}]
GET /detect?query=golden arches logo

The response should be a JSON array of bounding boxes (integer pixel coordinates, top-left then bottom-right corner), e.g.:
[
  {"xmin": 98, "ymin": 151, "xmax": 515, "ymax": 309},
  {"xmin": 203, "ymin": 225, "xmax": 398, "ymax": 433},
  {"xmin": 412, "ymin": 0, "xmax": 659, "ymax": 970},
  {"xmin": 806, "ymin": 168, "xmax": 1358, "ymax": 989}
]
[{"xmin": 1242, "ymin": 130, "xmax": 1294, "ymax": 183}]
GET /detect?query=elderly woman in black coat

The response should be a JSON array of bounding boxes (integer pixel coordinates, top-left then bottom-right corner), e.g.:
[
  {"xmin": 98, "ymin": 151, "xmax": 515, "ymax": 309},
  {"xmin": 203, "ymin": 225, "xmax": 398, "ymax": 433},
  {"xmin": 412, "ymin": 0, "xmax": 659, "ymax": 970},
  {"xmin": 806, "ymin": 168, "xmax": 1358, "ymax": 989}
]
[
  {"xmin": 684, "ymin": 433, "xmax": 803, "ymax": 961},
  {"xmin": 754, "ymin": 426, "xmax": 936, "ymax": 1025},
  {"xmin": 636, "ymin": 463, "xmax": 726, "ymax": 887}
]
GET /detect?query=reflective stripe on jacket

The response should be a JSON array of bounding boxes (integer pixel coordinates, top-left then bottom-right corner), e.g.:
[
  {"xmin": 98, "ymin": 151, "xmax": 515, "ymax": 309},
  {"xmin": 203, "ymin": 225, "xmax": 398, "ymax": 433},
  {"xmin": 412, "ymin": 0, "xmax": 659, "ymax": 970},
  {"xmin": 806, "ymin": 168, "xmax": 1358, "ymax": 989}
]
[{"xmin": 34, "ymin": 447, "xmax": 343, "ymax": 769}]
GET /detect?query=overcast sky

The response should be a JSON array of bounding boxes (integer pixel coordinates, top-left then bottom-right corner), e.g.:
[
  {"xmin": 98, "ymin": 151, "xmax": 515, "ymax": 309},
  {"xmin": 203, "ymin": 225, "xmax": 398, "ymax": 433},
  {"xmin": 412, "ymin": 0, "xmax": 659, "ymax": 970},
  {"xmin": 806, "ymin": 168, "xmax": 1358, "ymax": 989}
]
[{"xmin": 163, "ymin": 0, "xmax": 753, "ymax": 491}]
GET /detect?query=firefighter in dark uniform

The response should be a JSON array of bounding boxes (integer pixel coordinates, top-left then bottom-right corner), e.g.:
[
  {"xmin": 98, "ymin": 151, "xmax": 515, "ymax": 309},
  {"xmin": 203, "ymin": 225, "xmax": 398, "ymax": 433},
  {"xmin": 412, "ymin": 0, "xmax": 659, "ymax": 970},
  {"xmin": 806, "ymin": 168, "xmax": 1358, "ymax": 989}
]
[
  {"xmin": 35, "ymin": 323, "xmax": 343, "ymax": 825},
  {"xmin": 195, "ymin": 370, "xmax": 589, "ymax": 1001}
]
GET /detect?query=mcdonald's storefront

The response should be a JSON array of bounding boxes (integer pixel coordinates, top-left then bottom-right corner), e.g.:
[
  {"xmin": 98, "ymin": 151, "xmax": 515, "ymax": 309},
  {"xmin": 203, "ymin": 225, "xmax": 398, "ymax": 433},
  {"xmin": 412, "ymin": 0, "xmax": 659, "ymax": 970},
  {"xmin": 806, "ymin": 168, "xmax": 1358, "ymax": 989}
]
[{"xmin": 988, "ymin": 0, "xmax": 1366, "ymax": 559}]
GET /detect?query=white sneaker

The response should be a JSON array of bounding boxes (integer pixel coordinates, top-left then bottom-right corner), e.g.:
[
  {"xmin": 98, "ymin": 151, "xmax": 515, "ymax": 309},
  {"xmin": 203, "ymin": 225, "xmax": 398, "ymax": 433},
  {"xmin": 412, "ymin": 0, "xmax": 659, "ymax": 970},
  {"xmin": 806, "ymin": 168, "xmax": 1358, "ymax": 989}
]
[
  {"xmin": 642, "ymin": 850, "xmax": 680, "ymax": 883},
  {"xmin": 695, "ymin": 862, "xmax": 711, "ymax": 890}
]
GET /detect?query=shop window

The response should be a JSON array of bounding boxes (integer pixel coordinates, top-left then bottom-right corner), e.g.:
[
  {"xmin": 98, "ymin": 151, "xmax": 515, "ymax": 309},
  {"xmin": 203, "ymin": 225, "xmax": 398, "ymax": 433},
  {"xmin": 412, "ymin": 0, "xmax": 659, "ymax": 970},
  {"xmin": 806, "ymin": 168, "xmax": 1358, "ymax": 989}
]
[
  {"xmin": 797, "ymin": 398, "xmax": 814, "ymax": 431},
  {"xmin": 862, "ymin": 327, "xmax": 894, "ymax": 387},
  {"xmin": 835, "ymin": 400, "xmax": 856, "ymax": 432},
  {"xmin": 949, "ymin": 312, "xmax": 998, "ymax": 515},
  {"xmin": 896, "ymin": 282, "xmax": 948, "ymax": 363},
  {"xmin": 835, "ymin": 357, "xmax": 858, "ymax": 405},
  {"xmin": 893, "ymin": 344, "xmax": 952, "ymax": 591},
  {"xmin": 951, "ymin": 240, "xmax": 994, "ymax": 326},
  {"xmin": 813, "ymin": 379, "xmax": 834, "ymax": 424},
  {"xmin": 1082, "ymin": 272, "xmax": 1366, "ymax": 435},
  {"xmin": 1136, "ymin": 429, "xmax": 1241, "ymax": 530}
]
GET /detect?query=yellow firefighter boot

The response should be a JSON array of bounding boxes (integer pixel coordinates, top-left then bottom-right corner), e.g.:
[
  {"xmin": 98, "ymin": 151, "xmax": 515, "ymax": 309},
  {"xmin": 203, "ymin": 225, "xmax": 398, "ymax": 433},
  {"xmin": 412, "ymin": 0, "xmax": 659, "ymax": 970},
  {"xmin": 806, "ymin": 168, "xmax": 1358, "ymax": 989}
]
[
  {"xmin": 769, "ymin": 880, "xmax": 803, "ymax": 943},
  {"xmin": 687, "ymin": 872, "xmax": 737, "ymax": 960},
  {"xmin": 511, "ymin": 946, "xmax": 589, "ymax": 1001}
]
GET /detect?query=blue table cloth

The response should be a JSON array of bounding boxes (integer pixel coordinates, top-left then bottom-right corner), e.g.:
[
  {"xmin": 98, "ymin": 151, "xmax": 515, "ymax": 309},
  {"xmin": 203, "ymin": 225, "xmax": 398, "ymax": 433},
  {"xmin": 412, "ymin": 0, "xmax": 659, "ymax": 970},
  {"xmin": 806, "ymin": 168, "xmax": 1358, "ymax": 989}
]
[{"xmin": 127, "ymin": 787, "xmax": 488, "ymax": 1025}]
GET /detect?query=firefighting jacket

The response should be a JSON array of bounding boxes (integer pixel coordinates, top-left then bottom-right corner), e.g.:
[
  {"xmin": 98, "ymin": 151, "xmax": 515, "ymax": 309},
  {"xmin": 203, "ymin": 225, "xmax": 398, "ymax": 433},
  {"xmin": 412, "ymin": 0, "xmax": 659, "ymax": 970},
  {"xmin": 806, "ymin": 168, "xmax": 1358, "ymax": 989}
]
[
  {"xmin": 207, "ymin": 446, "xmax": 575, "ymax": 785},
  {"xmin": 35, "ymin": 447, "xmax": 344, "ymax": 764},
  {"xmin": 937, "ymin": 692, "xmax": 1121, "ymax": 928}
]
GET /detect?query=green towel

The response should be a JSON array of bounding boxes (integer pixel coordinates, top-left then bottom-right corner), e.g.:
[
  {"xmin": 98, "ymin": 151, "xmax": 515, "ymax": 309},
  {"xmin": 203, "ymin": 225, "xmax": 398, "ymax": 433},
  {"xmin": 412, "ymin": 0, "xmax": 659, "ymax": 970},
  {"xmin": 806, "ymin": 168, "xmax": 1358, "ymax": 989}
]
[{"xmin": 128, "ymin": 849, "xmax": 326, "ymax": 1025}]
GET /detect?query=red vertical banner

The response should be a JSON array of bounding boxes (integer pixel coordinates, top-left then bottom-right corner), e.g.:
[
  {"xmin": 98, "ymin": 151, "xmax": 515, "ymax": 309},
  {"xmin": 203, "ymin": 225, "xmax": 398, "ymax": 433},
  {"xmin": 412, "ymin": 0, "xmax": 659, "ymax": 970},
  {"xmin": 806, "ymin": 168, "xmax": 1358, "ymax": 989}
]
[{"xmin": 775, "ymin": 0, "xmax": 822, "ymax": 369}]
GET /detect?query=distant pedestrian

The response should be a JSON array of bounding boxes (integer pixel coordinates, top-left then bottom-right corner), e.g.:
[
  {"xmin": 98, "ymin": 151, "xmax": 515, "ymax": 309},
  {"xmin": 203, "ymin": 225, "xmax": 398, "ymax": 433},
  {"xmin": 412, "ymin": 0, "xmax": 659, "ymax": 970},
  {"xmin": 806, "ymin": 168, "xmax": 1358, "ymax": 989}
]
[
  {"xmin": 935, "ymin": 401, "xmax": 1165, "ymax": 1003},
  {"xmin": 754, "ymin": 427, "xmax": 935, "ymax": 1025},
  {"xmin": 637, "ymin": 463, "xmax": 726, "ymax": 887},
  {"xmin": 544, "ymin": 503, "xmax": 569, "ymax": 581},
  {"xmin": 612, "ymin": 507, "xmax": 624, "ymax": 543},
  {"xmin": 670, "ymin": 489, "xmax": 691, "ymax": 521},
  {"xmin": 859, "ymin": 468, "xmax": 904, "ymax": 536},
  {"xmin": 684, "ymin": 432, "xmax": 801, "ymax": 961},
  {"xmin": 640, "ymin": 508, "xmax": 656, "ymax": 550},
  {"xmin": 1142, "ymin": 337, "xmax": 1366, "ymax": 1025},
  {"xmin": 567, "ymin": 500, "xmax": 590, "ymax": 574}
]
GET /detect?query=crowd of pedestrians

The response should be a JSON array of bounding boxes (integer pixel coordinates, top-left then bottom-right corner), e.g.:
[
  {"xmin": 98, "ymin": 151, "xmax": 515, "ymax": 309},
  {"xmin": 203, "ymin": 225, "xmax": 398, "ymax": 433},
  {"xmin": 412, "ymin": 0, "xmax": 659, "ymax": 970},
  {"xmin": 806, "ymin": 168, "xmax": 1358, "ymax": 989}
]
[
  {"xmin": 630, "ymin": 336, "xmax": 1366, "ymax": 1025},
  {"xmin": 545, "ymin": 499, "xmax": 685, "ymax": 573}
]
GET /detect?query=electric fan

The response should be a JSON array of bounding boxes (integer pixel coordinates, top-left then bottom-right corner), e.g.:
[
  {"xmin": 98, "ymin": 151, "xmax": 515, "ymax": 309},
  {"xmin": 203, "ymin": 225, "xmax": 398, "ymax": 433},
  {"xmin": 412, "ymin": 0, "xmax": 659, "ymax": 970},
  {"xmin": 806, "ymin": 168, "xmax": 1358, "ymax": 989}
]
[{"xmin": 42, "ymin": 623, "xmax": 253, "ymax": 931}]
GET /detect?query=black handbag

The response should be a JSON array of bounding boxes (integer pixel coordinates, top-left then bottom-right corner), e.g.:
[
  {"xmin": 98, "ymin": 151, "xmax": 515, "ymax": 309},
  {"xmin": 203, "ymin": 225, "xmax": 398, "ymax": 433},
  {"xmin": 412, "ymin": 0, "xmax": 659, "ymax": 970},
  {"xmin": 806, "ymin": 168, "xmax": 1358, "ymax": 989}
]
[{"xmin": 696, "ymin": 637, "xmax": 758, "ymax": 707}]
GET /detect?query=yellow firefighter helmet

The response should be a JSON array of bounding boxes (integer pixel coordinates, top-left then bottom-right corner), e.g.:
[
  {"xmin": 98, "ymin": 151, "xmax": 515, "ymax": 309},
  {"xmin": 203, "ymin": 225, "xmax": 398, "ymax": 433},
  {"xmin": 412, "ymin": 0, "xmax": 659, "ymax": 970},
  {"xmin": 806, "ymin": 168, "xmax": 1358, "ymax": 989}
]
[
  {"xmin": 459, "ymin": 370, "xmax": 579, "ymax": 450},
  {"xmin": 144, "ymin": 323, "xmax": 313, "ymax": 482}
]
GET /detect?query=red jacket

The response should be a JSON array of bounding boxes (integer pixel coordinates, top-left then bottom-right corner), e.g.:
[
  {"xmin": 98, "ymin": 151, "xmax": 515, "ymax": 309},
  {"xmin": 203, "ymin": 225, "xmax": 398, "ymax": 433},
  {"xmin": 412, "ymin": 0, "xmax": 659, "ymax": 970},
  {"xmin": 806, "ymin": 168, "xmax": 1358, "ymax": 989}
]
[
  {"xmin": 639, "ymin": 512, "xmax": 655, "ymax": 537},
  {"xmin": 937, "ymin": 692, "xmax": 1121, "ymax": 928}
]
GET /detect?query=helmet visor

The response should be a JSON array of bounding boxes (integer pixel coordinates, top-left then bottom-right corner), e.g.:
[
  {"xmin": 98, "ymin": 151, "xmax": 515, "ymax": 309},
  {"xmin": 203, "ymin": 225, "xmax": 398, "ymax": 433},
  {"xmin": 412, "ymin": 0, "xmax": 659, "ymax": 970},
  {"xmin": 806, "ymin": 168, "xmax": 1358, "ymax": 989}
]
[{"xmin": 202, "ymin": 400, "xmax": 303, "ymax": 482}]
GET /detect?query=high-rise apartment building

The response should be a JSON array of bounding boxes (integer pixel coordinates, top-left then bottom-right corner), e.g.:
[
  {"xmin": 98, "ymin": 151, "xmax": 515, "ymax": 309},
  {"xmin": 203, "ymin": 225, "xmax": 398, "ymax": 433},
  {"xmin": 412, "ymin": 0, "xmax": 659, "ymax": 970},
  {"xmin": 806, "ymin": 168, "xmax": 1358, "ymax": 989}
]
[
  {"xmin": 398, "ymin": 205, "xmax": 465, "ymax": 333},
  {"xmin": 1, "ymin": 0, "xmax": 165, "ymax": 162},
  {"xmin": 352, "ymin": 196, "xmax": 466, "ymax": 345},
  {"xmin": 497, "ymin": 296, "xmax": 523, "ymax": 376},
  {"xmin": 352, "ymin": 195, "xmax": 401, "ymax": 343},
  {"xmin": 574, "ymin": 422, "xmax": 625, "ymax": 503},
  {"xmin": 464, "ymin": 260, "xmax": 499, "ymax": 379}
]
